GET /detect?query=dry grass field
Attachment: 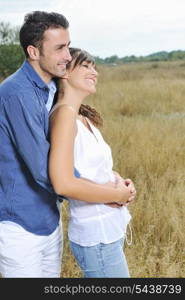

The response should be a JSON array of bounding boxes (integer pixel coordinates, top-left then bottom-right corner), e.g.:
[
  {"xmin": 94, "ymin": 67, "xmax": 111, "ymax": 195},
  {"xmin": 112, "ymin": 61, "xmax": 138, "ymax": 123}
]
[{"xmin": 61, "ymin": 60, "xmax": 185, "ymax": 278}]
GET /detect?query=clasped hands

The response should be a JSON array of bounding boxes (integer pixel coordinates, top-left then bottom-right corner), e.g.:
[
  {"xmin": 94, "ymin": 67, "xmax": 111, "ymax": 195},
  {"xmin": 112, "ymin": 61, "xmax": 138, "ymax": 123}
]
[{"xmin": 106, "ymin": 171, "xmax": 136, "ymax": 208}]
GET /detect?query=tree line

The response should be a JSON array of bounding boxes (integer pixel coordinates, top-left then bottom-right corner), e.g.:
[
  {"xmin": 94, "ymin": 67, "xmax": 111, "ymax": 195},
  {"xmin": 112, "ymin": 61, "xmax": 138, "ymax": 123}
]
[
  {"xmin": 94, "ymin": 50, "xmax": 185, "ymax": 65},
  {"xmin": 0, "ymin": 21, "xmax": 185, "ymax": 78}
]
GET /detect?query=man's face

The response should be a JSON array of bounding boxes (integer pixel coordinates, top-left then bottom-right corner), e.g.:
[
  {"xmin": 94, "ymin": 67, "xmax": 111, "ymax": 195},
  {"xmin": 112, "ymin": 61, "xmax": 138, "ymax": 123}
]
[{"xmin": 37, "ymin": 27, "xmax": 72, "ymax": 82}]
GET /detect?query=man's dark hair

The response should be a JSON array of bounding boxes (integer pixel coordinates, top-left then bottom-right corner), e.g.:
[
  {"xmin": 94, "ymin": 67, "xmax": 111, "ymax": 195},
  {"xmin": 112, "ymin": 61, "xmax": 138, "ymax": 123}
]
[{"xmin": 19, "ymin": 11, "xmax": 69, "ymax": 57}]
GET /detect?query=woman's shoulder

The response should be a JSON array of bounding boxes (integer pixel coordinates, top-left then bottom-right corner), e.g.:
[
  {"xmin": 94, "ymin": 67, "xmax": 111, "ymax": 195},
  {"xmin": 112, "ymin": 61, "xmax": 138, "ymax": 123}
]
[{"xmin": 49, "ymin": 103, "xmax": 67, "ymax": 117}]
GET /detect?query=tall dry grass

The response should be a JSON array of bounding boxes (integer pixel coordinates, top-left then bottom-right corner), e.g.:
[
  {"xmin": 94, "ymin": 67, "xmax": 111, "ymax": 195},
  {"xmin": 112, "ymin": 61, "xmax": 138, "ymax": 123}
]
[{"xmin": 61, "ymin": 61, "xmax": 185, "ymax": 278}]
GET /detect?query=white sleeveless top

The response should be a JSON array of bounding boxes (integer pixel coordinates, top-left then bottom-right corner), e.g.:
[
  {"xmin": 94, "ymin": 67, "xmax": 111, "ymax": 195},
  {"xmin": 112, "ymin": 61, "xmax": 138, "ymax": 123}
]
[{"xmin": 68, "ymin": 117, "xmax": 131, "ymax": 246}]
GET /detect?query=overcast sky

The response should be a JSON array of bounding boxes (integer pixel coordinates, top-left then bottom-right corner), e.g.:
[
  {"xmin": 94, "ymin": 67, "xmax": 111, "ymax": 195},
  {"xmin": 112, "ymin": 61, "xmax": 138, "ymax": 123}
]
[{"xmin": 0, "ymin": 0, "xmax": 184, "ymax": 58}]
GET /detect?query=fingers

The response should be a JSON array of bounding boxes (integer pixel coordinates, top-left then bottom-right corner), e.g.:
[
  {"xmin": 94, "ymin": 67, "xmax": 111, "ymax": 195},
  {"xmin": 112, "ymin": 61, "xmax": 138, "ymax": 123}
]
[
  {"xmin": 125, "ymin": 179, "xmax": 136, "ymax": 196},
  {"xmin": 126, "ymin": 192, "xmax": 136, "ymax": 205}
]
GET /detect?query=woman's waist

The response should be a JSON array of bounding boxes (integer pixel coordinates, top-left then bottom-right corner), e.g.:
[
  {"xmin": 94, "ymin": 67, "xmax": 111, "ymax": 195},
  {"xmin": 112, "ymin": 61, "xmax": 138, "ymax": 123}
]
[
  {"xmin": 68, "ymin": 207, "xmax": 131, "ymax": 246},
  {"xmin": 68, "ymin": 202, "xmax": 131, "ymax": 222}
]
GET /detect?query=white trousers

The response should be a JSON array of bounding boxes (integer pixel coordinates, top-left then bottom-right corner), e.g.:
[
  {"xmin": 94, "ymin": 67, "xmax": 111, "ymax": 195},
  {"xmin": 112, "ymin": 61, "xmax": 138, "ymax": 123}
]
[{"xmin": 0, "ymin": 221, "xmax": 63, "ymax": 278}]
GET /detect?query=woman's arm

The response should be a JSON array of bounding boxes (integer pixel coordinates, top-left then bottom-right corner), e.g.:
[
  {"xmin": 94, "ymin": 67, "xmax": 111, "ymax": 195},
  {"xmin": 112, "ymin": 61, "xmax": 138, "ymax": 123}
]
[{"xmin": 49, "ymin": 105, "xmax": 132, "ymax": 204}]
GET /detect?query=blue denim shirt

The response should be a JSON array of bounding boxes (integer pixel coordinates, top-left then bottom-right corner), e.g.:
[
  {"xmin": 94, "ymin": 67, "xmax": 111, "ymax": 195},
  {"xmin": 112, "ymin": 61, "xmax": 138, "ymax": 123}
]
[{"xmin": 0, "ymin": 60, "xmax": 80, "ymax": 235}]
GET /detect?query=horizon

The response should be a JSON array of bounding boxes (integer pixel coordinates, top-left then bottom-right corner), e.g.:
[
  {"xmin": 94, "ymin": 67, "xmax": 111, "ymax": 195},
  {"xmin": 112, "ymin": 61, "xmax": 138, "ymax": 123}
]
[{"xmin": 94, "ymin": 49, "xmax": 185, "ymax": 59}]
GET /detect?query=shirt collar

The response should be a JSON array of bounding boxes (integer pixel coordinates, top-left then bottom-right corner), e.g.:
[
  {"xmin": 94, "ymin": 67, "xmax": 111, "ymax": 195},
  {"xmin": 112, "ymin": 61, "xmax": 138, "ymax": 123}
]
[
  {"xmin": 22, "ymin": 60, "xmax": 49, "ymax": 90},
  {"xmin": 47, "ymin": 80, "xmax": 57, "ymax": 94}
]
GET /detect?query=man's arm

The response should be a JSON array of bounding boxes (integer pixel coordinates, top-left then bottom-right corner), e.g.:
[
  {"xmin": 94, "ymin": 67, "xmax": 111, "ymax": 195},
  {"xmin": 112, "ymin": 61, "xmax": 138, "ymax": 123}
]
[{"xmin": 1, "ymin": 94, "xmax": 58, "ymax": 193}]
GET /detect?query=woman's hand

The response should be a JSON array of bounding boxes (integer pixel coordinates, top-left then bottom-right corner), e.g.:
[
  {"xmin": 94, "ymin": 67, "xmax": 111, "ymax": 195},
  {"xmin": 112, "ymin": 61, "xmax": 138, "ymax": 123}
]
[
  {"xmin": 110, "ymin": 172, "xmax": 137, "ymax": 207},
  {"xmin": 124, "ymin": 178, "xmax": 137, "ymax": 205},
  {"xmin": 104, "ymin": 174, "xmax": 136, "ymax": 208}
]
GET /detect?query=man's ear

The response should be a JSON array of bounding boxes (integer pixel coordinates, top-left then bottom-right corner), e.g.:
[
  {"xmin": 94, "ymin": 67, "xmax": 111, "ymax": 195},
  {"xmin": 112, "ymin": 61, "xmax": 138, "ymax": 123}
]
[{"xmin": 27, "ymin": 45, "xmax": 40, "ymax": 61}]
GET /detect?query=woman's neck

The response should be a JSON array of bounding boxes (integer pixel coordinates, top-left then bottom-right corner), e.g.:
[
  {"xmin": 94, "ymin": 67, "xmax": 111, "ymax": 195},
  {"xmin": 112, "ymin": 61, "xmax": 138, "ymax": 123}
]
[{"xmin": 57, "ymin": 87, "xmax": 88, "ymax": 112}]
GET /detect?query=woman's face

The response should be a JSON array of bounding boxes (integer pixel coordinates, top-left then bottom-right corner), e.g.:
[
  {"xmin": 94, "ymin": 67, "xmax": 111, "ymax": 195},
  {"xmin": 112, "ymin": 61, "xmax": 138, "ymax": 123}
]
[{"xmin": 66, "ymin": 59, "xmax": 98, "ymax": 95}]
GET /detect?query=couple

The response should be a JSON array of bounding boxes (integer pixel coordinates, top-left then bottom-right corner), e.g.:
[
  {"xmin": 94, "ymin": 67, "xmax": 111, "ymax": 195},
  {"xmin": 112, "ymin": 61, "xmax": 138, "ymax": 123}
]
[{"xmin": 0, "ymin": 11, "xmax": 136, "ymax": 278}]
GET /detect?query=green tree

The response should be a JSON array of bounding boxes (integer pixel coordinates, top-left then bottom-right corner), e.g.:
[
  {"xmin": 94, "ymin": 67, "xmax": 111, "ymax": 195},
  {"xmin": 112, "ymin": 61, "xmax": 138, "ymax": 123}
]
[
  {"xmin": 168, "ymin": 50, "xmax": 185, "ymax": 60},
  {"xmin": 0, "ymin": 44, "xmax": 24, "ymax": 78},
  {"xmin": 0, "ymin": 21, "xmax": 19, "ymax": 44},
  {"xmin": 104, "ymin": 55, "xmax": 119, "ymax": 64},
  {"xmin": 0, "ymin": 22, "xmax": 23, "ymax": 78}
]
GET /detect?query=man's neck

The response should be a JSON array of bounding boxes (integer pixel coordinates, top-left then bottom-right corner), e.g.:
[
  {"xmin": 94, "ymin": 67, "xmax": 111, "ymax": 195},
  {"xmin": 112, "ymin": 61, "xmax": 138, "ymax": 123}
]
[{"xmin": 28, "ymin": 59, "xmax": 51, "ymax": 84}]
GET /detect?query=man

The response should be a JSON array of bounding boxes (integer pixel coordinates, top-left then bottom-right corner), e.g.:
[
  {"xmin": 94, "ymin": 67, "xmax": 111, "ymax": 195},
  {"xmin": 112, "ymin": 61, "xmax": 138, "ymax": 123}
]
[
  {"xmin": 0, "ymin": 11, "xmax": 135, "ymax": 278},
  {"xmin": 0, "ymin": 11, "xmax": 74, "ymax": 278}
]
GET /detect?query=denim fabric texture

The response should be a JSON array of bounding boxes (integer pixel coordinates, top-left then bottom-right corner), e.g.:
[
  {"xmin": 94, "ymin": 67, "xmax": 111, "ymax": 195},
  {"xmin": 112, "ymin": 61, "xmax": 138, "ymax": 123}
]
[{"xmin": 70, "ymin": 238, "xmax": 130, "ymax": 278}]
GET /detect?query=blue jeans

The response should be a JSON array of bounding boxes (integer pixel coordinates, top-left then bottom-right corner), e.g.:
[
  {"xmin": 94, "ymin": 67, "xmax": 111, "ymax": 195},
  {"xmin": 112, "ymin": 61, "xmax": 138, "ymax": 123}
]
[{"xmin": 70, "ymin": 238, "xmax": 130, "ymax": 278}]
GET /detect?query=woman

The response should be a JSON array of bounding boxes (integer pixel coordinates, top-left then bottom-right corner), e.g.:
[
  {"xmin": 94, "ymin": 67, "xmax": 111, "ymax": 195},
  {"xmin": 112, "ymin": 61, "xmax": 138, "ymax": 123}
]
[{"xmin": 49, "ymin": 48, "xmax": 136, "ymax": 277}]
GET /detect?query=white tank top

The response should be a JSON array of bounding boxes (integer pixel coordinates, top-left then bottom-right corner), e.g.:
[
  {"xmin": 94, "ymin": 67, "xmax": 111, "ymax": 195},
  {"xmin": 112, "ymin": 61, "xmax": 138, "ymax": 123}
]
[{"xmin": 68, "ymin": 117, "xmax": 131, "ymax": 246}]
